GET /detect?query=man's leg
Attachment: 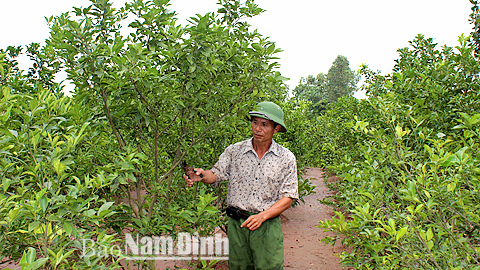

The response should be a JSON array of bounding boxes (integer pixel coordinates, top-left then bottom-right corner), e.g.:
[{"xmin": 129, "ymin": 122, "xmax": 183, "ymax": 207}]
[
  {"xmin": 228, "ymin": 217, "xmax": 255, "ymax": 270},
  {"xmin": 250, "ymin": 217, "xmax": 284, "ymax": 270}
]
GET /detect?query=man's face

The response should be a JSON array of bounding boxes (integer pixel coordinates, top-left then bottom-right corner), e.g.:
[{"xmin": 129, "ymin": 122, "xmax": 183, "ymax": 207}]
[{"xmin": 251, "ymin": 116, "xmax": 280, "ymax": 143}]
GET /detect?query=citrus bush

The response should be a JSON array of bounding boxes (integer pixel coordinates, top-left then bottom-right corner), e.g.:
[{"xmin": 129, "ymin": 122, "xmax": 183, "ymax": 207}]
[
  {"xmin": 0, "ymin": 0, "xmax": 316, "ymax": 268},
  {"xmin": 0, "ymin": 77, "xmax": 123, "ymax": 267},
  {"xmin": 318, "ymin": 34, "xmax": 480, "ymax": 269}
]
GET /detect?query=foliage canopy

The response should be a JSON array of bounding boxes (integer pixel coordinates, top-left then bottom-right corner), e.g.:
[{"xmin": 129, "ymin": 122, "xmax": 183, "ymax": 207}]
[
  {"xmin": 293, "ymin": 55, "xmax": 358, "ymax": 113},
  {"xmin": 317, "ymin": 34, "xmax": 480, "ymax": 269},
  {"xmin": 0, "ymin": 0, "xmax": 311, "ymax": 268}
]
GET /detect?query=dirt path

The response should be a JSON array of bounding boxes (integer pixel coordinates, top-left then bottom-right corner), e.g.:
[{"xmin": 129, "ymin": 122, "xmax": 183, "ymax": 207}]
[{"xmin": 282, "ymin": 167, "xmax": 349, "ymax": 270}]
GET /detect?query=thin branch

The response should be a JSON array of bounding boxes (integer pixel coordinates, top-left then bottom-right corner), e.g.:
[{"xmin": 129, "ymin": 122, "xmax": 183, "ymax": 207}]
[
  {"xmin": 133, "ymin": 124, "xmax": 153, "ymax": 150},
  {"xmin": 159, "ymin": 110, "xmax": 181, "ymax": 137},
  {"xmin": 100, "ymin": 86, "xmax": 125, "ymax": 150},
  {"xmin": 191, "ymin": 84, "xmax": 254, "ymax": 146},
  {"xmin": 410, "ymin": 221, "xmax": 443, "ymax": 269},
  {"xmin": 158, "ymin": 83, "xmax": 257, "ymax": 184},
  {"xmin": 130, "ymin": 78, "xmax": 158, "ymax": 118},
  {"xmin": 122, "ymin": 185, "xmax": 139, "ymax": 218}
]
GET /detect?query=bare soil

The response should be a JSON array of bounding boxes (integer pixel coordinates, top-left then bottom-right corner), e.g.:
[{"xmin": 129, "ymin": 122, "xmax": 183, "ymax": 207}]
[{"xmin": 282, "ymin": 167, "xmax": 351, "ymax": 270}]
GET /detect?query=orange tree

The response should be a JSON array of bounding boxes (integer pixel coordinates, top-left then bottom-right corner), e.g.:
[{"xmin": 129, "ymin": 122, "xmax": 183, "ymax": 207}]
[
  {"xmin": 47, "ymin": 0, "xmax": 286, "ymax": 234},
  {"xmin": 0, "ymin": 0, "xmax": 290, "ymax": 268},
  {"xmin": 318, "ymin": 33, "xmax": 480, "ymax": 269}
]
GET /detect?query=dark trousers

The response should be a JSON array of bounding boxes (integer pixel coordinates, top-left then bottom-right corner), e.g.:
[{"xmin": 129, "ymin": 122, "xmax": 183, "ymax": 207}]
[{"xmin": 227, "ymin": 216, "xmax": 284, "ymax": 270}]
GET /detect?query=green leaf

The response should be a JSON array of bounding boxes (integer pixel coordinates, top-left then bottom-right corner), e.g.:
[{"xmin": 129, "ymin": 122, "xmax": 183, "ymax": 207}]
[
  {"xmin": 266, "ymin": 44, "xmax": 275, "ymax": 54},
  {"xmin": 26, "ymin": 258, "xmax": 49, "ymax": 270},
  {"xmin": 359, "ymin": 192, "xmax": 374, "ymax": 200},
  {"xmin": 98, "ymin": 201, "xmax": 114, "ymax": 217},
  {"xmin": 447, "ymin": 182, "xmax": 456, "ymax": 192},
  {"xmin": 2, "ymin": 86, "xmax": 11, "ymax": 99},
  {"xmin": 426, "ymin": 228, "xmax": 433, "ymax": 241},
  {"xmin": 84, "ymin": 209, "xmax": 96, "ymax": 217},
  {"xmin": 1, "ymin": 128, "xmax": 18, "ymax": 138},
  {"xmin": 470, "ymin": 114, "xmax": 480, "ymax": 125},
  {"xmin": 414, "ymin": 204, "xmax": 424, "ymax": 214},
  {"xmin": 395, "ymin": 125, "xmax": 404, "ymax": 138},
  {"xmin": 275, "ymin": 75, "xmax": 289, "ymax": 81},
  {"xmin": 440, "ymin": 154, "xmax": 459, "ymax": 166},
  {"xmin": 396, "ymin": 226, "xmax": 408, "ymax": 241},
  {"xmin": 386, "ymin": 218, "xmax": 396, "ymax": 235},
  {"xmin": 40, "ymin": 196, "xmax": 48, "ymax": 212},
  {"xmin": 20, "ymin": 248, "xmax": 48, "ymax": 270},
  {"xmin": 2, "ymin": 177, "xmax": 11, "ymax": 192},
  {"xmin": 132, "ymin": 218, "xmax": 142, "ymax": 227},
  {"xmin": 251, "ymin": 43, "xmax": 262, "ymax": 51},
  {"xmin": 427, "ymin": 240, "xmax": 434, "ymax": 250},
  {"xmin": 27, "ymin": 221, "xmax": 40, "ymax": 232},
  {"xmin": 55, "ymin": 249, "xmax": 75, "ymax": 267},
  {"xmin": 25, "ymin": 247, "xmax": 37, "ymax": 264},
  {"xmin": 1, "ymin": 104, "xmax": 13, "ymax": 122},
  {"xmin": 8, "ymin": 208, "xmax": 20, "ymax": 221},
  {"xmin": 204, "ymin": 206, "xmax": 217, "ymax": 214},
  {"xmin": 63, "ymin": 222, "xmax": 73, "ymax": 235},
  {"xmin": 73, "ymin": 122, "xmax": 90, "ymax": 146},
  {"xmin": 53, "ymin": 159, "xmax": 66, "ymax": 176},
  {"xmin": 117, "ymin": 175, "xmax": 127, "ymax": 185},
  {"xmin": 30, "ymin": 132, "xmax": 41, "ymax": 150}
]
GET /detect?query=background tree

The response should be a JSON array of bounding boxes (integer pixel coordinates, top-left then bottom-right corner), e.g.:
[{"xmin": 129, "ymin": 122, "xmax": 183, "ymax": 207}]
[
  {"xmin": 292, "ymin": 73, "xmax": 327, "ymax": 113},
  {"xmin": 325, "ymin": 55, "xmax": 358, "ymax": 103},
  {"xmin": 469, "ymin": 0, "xmax": 480, "ymax": 54},
  {"xmin": 292, "ymin": 55, "xmax": 358, "ymax": 114}
]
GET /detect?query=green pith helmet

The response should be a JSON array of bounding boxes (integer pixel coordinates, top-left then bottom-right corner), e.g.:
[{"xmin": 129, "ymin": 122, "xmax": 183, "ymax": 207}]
[{"xmin": 248, "ymin": 101, "xmax": 287, "ymax": 132}]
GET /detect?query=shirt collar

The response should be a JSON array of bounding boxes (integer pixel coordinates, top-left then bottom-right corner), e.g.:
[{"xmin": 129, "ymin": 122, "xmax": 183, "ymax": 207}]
[{"xmin": 244, "ymin": 138, "xmax": 280, "ymax": 156}]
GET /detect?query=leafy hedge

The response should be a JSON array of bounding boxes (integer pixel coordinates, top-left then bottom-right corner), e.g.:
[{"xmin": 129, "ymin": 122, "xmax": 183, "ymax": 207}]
[
  {"xmin": 0, "ymin": 0, "xmax": 319, "ymax": 268},
  {"xmin": 318, "ymin": 34, "xmax": 480, "ymax": 269}
]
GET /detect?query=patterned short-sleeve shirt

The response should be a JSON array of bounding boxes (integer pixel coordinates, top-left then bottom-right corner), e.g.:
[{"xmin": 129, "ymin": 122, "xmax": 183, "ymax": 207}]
[{"xmin": 211, "ymin": 138, "xmax": 298, "ymax": 213}]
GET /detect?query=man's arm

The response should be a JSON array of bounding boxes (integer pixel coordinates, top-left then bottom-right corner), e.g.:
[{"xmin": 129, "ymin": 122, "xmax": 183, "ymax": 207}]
[
  {"xmin": 241, "ymin": 197, "xmax": 293, "ymax": 231},
  {"xmin": 184, "ymin": 168, "xmax": 216, "ymax": 187}
]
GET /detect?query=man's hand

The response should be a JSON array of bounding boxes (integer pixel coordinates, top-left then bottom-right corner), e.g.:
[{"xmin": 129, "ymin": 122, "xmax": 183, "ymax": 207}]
[
  {"xmin": 183, "ymin": 168, "xmax": 205, "ymax": 187},
  {"xmin": 241, "ymin": 213, "xmax": 268, "ymax": 231},
  {"xmin": 240, "ymin": 197, "xmax": 294, "ymax": 231}
]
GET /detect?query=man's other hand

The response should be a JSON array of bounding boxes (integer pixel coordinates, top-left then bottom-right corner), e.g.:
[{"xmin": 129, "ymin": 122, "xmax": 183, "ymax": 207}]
[
  {"xmin": 183, "ymin": 168, "xmax": 204, "ymax": 187},
  {"xmin": 240, "ymin": 213, "xmax": 267, "ymax": 231}
]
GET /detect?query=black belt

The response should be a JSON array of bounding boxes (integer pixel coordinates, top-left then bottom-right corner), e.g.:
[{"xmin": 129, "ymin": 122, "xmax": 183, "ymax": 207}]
[
  {"xmin": 225, "ymin": 206, "xmax": 279, "ymax": 221},
  {"xmin": 226, "ymin": 206, "xmax": 255, "ymax": 220}
]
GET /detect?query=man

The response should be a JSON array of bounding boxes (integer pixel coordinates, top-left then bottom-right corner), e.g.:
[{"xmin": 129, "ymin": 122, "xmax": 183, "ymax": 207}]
[{"xmin": 184, "ymin": 101, "xmax": 298, "ymax": 270}]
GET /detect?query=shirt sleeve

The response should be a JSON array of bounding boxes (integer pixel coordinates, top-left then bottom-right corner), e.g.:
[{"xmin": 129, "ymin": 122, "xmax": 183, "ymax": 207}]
[
  {"xmin": 279, "ymin": 152, "xmax": 299, "ymax": 200},
  {"xmin": 211, "ymin": 145, "xmax": 232, "ymax": 184}
]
